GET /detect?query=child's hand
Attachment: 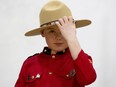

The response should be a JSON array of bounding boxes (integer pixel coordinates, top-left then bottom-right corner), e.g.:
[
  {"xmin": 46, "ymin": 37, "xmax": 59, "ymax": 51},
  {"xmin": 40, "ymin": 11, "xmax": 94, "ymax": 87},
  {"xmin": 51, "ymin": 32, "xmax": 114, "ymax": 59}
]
[{"xmin": 55, "ymin": 16, "xmax": 77, "ymax": 42}]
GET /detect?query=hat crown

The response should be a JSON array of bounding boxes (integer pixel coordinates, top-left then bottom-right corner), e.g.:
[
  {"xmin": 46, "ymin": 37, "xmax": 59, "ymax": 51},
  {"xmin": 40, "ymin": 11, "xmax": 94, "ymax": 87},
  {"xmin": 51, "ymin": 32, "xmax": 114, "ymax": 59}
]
[
  {"xmin": 39, "ymin": 0, "xmax": 72, "ymax": 26},
  {"xmin": 25, "ymin": 0, "xmax": 91, "ymax": 36}
]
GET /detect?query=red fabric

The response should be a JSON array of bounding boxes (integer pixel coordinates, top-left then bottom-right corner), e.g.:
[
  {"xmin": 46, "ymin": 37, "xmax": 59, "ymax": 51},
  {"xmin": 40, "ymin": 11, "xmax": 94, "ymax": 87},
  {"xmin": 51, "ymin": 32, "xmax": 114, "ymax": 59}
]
[{"xmin": 15, "ymin": 49, "xmax": 96, "ymax": 87}]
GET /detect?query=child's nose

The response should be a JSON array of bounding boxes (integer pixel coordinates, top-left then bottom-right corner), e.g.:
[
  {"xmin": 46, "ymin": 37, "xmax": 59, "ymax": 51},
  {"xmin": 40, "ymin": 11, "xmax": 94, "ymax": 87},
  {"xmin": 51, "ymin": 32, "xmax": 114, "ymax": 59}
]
[{"xmin": 55, "ymin": 33, "xmax": 62, "ymax": 40}]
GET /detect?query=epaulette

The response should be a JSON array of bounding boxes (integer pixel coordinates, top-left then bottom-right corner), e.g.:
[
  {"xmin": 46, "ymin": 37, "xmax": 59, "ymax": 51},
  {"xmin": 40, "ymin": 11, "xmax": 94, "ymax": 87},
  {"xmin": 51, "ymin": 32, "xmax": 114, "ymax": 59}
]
[{"xmin": 27, "ymin": 53, "xmax": 39, "ymax": 59}]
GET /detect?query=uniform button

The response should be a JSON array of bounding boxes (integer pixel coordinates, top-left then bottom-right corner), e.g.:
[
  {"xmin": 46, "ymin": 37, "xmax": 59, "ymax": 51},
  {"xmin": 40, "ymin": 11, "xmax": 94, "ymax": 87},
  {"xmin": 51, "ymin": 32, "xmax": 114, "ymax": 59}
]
[
  {"xmin": 52, "ymin": 55, "xmax": 55, "ymax": 59},
  {"xmin": 66, "ymin": 74, "xmax": 69, "ymax": 77},
  {"xmin": 48, "ymin": 72, "xmax": 53, "ymax": 75},
  {"xmin": 32, "ymin": 76, "xmax": 34, "ymax": 79}
]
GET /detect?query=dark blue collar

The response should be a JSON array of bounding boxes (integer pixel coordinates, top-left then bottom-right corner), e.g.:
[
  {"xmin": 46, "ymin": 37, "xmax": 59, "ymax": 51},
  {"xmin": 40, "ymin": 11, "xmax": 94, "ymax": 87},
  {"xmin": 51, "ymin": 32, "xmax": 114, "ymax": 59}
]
[{"xmin": 43, "ymin": 47, "xmax": 68, "ymax": 55}]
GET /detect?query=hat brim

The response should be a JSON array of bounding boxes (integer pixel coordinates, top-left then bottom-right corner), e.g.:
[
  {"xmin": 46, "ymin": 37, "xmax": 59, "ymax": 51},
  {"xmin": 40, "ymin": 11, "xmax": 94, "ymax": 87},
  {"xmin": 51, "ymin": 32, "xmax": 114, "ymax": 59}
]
[{"xmin": 25, "ymin": 19, "xmax": 91, "ymax": 36}]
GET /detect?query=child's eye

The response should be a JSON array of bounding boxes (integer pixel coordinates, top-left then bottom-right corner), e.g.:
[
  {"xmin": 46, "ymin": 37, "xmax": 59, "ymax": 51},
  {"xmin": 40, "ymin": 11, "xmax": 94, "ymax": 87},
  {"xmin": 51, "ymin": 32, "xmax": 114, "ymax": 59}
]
[{"xmin": 49, "ymin": 30, "xmax": 54, "ymax": 33}]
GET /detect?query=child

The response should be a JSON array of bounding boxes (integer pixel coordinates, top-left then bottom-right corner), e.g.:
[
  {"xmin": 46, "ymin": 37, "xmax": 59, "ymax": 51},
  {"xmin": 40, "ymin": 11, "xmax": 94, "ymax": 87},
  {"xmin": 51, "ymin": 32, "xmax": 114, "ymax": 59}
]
[{"xmin": 15, "ymin": 0, "xmax": 96, "ymax": 87}]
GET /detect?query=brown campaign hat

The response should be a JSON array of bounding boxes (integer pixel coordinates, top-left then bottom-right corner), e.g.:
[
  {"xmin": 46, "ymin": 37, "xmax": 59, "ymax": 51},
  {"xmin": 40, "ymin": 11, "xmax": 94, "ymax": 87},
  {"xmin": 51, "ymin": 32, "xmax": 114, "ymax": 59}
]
[{"xmin": 25, "ymin": 0, "xmax": 91, "ymax": 36}]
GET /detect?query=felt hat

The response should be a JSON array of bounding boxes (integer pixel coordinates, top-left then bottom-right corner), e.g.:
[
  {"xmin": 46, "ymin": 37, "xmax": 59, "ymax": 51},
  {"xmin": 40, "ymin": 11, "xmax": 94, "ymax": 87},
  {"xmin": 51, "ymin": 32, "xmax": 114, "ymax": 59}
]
[{"xmin": 25, "ymin": 0, "xmax": 91, "ymax": 36}]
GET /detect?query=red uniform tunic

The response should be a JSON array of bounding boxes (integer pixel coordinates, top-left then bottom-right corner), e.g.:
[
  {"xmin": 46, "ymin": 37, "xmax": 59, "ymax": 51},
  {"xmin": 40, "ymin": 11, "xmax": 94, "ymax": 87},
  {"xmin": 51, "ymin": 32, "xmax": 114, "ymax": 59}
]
[{"xmin": 15, "ymin": 47, "xmax": 96, "ymax": 87}]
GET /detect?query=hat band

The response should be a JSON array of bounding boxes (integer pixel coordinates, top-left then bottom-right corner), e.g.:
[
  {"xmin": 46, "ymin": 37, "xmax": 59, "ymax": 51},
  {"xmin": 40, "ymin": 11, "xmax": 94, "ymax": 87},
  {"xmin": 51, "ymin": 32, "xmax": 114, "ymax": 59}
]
[
  {"xmin": 40, "ymin": 18, "xmax": 74, "ymax": 27},
  {"xmin": 40, "ymin": 20, "xmax": 59, "ymax": 27}
]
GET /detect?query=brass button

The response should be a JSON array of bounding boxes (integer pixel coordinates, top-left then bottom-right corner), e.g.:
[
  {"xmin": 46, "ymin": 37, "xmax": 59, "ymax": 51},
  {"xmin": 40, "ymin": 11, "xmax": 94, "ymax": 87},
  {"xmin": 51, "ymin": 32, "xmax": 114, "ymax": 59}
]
[
  {"xmin": 52, "ymin": 55, "xmax": 55, "ymax": 59},
  {"xmin": 66, "ymin": 74, "xmax": 69, "ymax": 77},
  {"xmin": 32, "ymin": 76, "xmax": 34, "ymax": 79},
  {"xmin": 48, "ymin": 72, "xmax": 53, "ymax": 75}
]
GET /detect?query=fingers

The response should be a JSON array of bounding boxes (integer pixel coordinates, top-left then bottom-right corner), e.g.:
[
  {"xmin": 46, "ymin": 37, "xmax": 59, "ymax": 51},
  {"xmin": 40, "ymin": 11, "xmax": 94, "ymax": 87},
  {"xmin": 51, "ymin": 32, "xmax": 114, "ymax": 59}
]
[
  {"xmin": 62, "ymin": 16, "xmax": 68, "ymax": 23},
  {"xmin": 55, "ymin": 16, "xmax": 74, "ymax": 27},
  {"xmin": 58, "ymin": 16, "xmax": 74, "ymax": 25},
  {"xmin": 41, "ymin": 16, "xmax": 74, "ymax": 28},
  {"xmin": 55, "ymin": 21, "xmax": 61, "ymax": 28},
  {"xmin": 68, "ymin": 16, "xmax": 74, "ymax": 23},
  {"xmin": 51, "ymin": 22, "xmax": 55, "ymax": 25}
]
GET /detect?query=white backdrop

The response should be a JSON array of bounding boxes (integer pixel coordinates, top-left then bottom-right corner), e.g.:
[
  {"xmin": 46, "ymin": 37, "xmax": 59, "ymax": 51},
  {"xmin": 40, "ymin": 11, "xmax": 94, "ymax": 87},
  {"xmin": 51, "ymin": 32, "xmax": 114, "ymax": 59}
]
[{"xmin": 0, "ymin": 0, "xmax": 116, "ymax": 87}]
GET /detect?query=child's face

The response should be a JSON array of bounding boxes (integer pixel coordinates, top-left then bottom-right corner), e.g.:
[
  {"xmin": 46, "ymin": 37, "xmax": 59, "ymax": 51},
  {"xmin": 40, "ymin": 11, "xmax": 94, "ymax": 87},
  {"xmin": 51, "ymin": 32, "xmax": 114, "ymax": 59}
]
[{"xmin": 41, "ymin": 27, "xmax": 68, "ymax": 54}]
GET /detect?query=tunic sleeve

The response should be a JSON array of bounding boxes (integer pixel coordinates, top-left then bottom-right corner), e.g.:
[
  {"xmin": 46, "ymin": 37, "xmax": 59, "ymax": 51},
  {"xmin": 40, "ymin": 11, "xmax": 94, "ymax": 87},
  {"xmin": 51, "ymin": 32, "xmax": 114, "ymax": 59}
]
[
  {"xmin": 74, "ymin": 50, "xmax": 97, "ymax": 85},
  {"xmin": 14, "ymin": 60, "xmax": 27, "ymax": 87}
]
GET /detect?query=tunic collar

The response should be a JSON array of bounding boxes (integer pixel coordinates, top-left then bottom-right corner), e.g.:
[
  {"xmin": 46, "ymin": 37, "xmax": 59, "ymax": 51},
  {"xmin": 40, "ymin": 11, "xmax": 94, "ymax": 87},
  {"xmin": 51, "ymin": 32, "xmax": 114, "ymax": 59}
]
[{"xmin": 42, "ymin": 47, "xmax": 68, "ymax": 55}]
